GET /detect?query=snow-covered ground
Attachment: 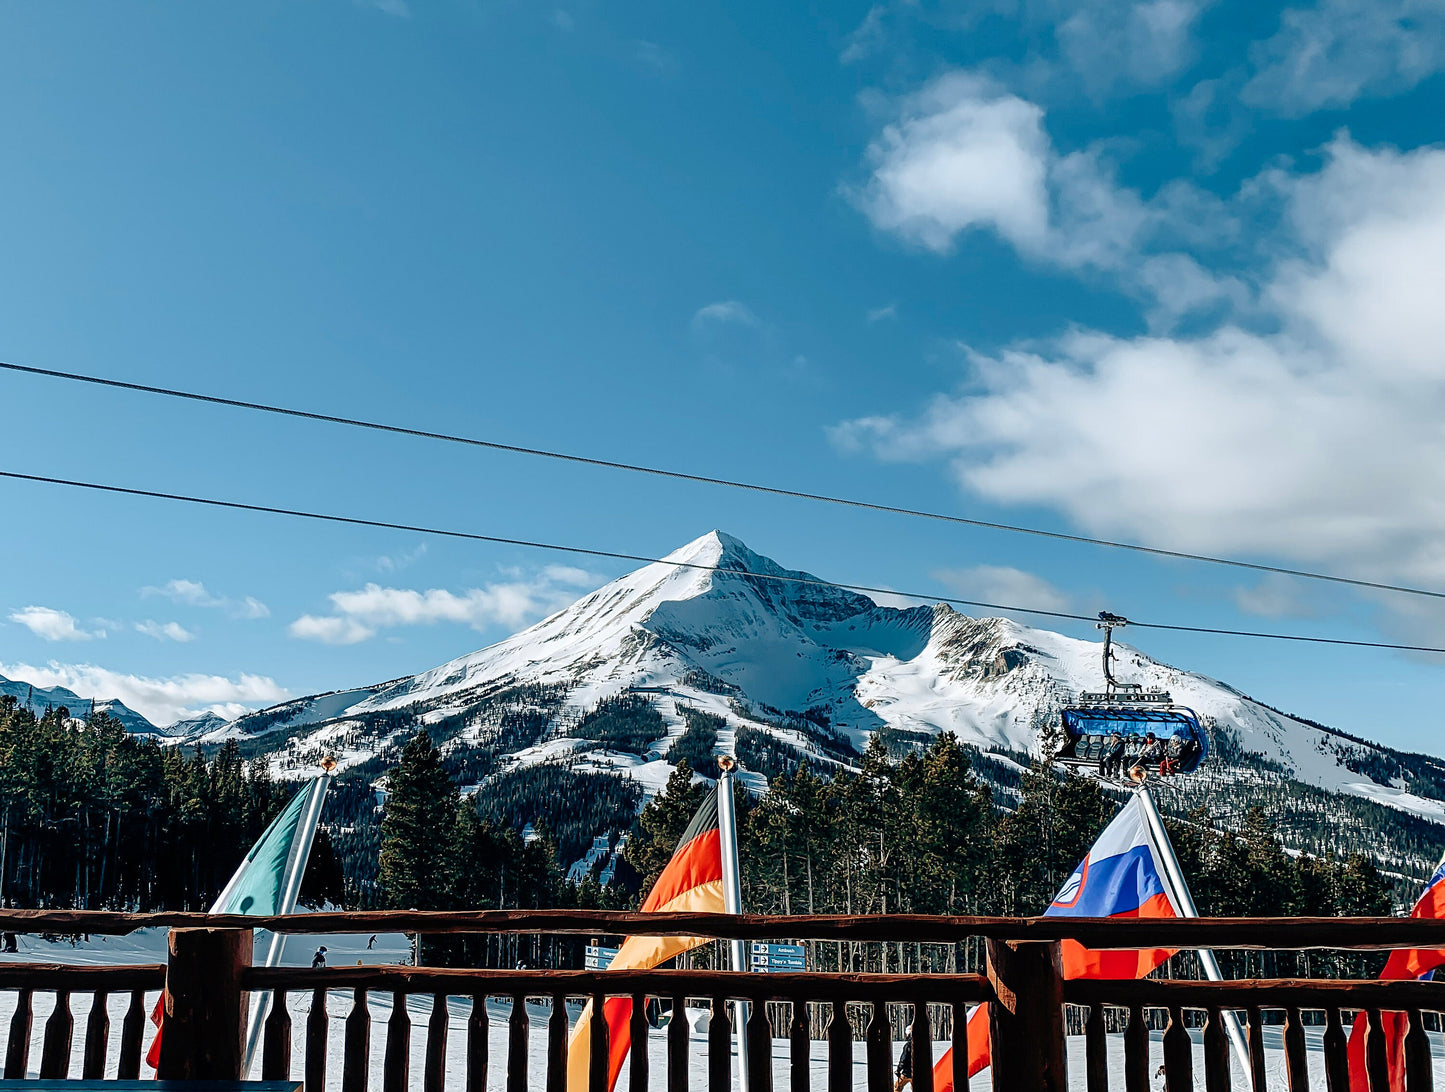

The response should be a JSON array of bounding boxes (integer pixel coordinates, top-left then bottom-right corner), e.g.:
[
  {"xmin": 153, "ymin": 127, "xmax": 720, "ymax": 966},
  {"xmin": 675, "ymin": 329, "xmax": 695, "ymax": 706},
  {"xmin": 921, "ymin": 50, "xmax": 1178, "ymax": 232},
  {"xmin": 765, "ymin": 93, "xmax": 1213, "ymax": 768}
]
[
  {"xmin": 2, "ymin": 987, "xmax": 1442, "ymax": 1090},
  {"xmin": 4, "ymin": 933, "xmax": 1441, "ymax": 1090}
]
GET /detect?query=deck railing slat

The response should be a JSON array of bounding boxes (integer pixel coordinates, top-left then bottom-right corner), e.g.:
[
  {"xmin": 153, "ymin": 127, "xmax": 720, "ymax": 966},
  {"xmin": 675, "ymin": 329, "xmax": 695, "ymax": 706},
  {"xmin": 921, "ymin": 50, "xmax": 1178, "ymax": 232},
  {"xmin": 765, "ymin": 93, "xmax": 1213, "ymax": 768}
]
[
  {"xmin": 465, "ymin": 994, "xmax": 488, "ymax": 1092},
  {"xmin": 1123, "ymin": 1003, "xmax": 1148, "ymax": 1092},
  {"xmin": 342, "ymin": 986, "xmax": 371, "ymax": 1092},
  {"xmin": 546, "ymin": 992, "xmax": 567, "ymax": 1092},
  {"xmin": 1283, "ymin": 1006, "xmax": 1308, "ymax": 1092},
  {"xmin": 4, "ymin": 988, "xmax": 31, "ymax": 1080},
  {"xmin": 1246, "ymin": 1007, "xmax": 1267, "ymax": 1092},
  {"xmin": 1085, "ymin": 1003, "xmax": 1109, "ymax": 1092},
  {"xmin": 506, "ymin": 993, "xmax": 528, "ymax": 1092},
  {"xmin": 116, "ymin": 989, "xmax": 144, "ymax": 1080},
  {"xmin": 910, "ymin": 1000, "xmax": 934, "ymax": 1092},
  {"xmin": 746, "ymin": 996, "xmax": 772, "ymax": 1092},
  {"xmin": 789, "ymin": 1002, "xmax": 810, "ymax": 1092},
  {"xmin": 80, "ymin": 989, "xmax": 109, "ymax": 1080},
  {"xmin": 825, "ymin": 998, "xmax": 850, "ymax": 1092},
  {"xmin": 1163, "ymin": 1005, "xmax": 1193, "ymax": 1092},
  {"xmin": 1322, "ymin": 1006, "xmax": 1349, "ymax": 1092},
  {"xmin": 1364, "ymin": 1008, "xmax": 1389, "ymax": 1092},
  {"xmin": 667, "ymin": 994, "xmax": 688, "ymax": 1092},
  {"xmin": 864, "ymin": 1002, "xmax": 889, "ymax": 1092},
  {"xmin": 588, "ymin": 991, "xmax": 608, "ymax": 1092},
  {"xmin": 304, "ymin": 987, "xmax": 328, "ymax": 1092},
  {"xmin": 1202, "ymin": 1006, "xmax": 1230, "ymax": 1092},
  {"xmin": 260, "ymin": 987, "xmax": 291, "ymax": 1081},
  {"xmin": 707, "ymin": 995, "xmax": 730, "ymax": 1092},
  {"xmin": 1406, "ymin": 1008, "xmax": 1434, "ymax": 1092},
  {"xmin": 384, "ymin": 989, "xmax": 410, "ymax": 1092},
  {"xmin": 629, "ymin": 993, "xmax": 649, "ymax": 1092},
  {"xmin": 424, "ymin": 992, "xmax": 448, "ymax": 1092},
  {"xmin": 38, "ymin": 988, "xmax": 73, "ymax": 1079}
]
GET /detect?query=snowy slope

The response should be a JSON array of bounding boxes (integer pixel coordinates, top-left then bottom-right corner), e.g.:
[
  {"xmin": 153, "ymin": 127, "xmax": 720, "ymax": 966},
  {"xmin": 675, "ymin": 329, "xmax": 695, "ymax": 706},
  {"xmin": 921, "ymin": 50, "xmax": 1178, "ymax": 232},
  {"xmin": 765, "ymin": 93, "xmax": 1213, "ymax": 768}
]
[{"xmin": 187, "ymin": 531, "xmax": 1445, "ymax": 827}]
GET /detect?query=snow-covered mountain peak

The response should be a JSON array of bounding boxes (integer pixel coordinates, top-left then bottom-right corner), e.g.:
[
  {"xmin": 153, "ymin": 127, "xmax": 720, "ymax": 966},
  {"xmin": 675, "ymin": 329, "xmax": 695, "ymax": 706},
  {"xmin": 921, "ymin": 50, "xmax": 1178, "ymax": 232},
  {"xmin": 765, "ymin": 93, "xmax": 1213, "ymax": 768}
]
[{"xmin": 196, "ymin": 532, "xmax": 1445, "ymax": 833}]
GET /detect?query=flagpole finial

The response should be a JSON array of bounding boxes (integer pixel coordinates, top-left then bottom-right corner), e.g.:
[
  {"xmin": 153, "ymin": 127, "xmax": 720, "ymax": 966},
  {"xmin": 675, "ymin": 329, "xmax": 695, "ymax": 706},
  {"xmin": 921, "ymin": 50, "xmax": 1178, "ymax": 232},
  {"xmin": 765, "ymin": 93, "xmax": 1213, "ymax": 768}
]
[
  {"xmin": 718, "ymin": 755, "xmax": 736, "ymax": 772},
  {"xmin": 320, "ymin": 756, "xmax": 338, "ymax": 774}
]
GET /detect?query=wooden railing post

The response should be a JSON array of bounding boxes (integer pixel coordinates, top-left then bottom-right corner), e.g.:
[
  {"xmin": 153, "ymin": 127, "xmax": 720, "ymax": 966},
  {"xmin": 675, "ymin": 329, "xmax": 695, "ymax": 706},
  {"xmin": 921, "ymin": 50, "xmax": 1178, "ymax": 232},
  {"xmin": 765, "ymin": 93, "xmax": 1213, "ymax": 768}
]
[
  {"xmin": 985, "ymin": 939, "xmax": 1066, "ymax": 1092},
  {"xmin": 156, "ymin": 927, "xmax": 252, "ymax": 1080}
]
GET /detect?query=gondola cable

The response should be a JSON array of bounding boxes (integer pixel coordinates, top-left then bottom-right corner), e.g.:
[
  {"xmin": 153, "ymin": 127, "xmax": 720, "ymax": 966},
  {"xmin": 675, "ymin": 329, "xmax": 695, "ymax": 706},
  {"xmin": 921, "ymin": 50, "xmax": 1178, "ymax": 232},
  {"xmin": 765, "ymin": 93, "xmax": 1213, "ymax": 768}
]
[
  {"xmin": 2, "ymin": 466, "xmax": 1442, "ymax": 655},
  {"xmin": 2, "ymin": 359, "xmax": 1442, "ymax": 603}
]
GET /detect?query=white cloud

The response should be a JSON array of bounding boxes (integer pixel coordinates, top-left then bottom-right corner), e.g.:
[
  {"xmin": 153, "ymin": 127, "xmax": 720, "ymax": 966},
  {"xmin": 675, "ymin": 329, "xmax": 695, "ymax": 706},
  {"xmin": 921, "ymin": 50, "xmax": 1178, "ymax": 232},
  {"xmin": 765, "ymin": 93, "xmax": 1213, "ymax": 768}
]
[
  {"xmin": 1056, "ymin": 0, "xmax": 1209, "ymax": 93},
  {"xmin": 693, "ymin": 300, "xmax": 760, "ymax": 327},
  {"xmin": 841, "ymin": 5, "xmax": 887, "ymax": 64},
  {"xmin": 1243, "ymin": 0, "xmax": 1445, "ymax": 116},
  {"xmin": 9, "ymin": 607, "xmax": 104, "ymax": 642},
  {"xmin": 1232, "ymin": 575, "xmax": 1321, "ymax": 618},
  {"xmin": 290, "ymin": 568, "xmax": 600, "ymax": 644},
  {"xmin": 0, "ymin": 660, "xmax": 288, "ymax": 726},
  {"xmin": 934, "ymin": 565, "xmax": 1073, "ymax": 615},
  {"xmin": 374, "ymin": 543, "xmax": 428, "ymax": 573},
  {"xmin": 142, "ymin": 579, "xmax": 269, "ymax": 619},
  {"xmin": 854, "ymin": 73, "xmax": 1052, "ymax": 254},
  {"xmin": 288, "ymin": 615, "xmax": 376, "ymax": 646},
  {"xmin": 866, "ymin": 304, "xmax": 898, "ymax": 323},
  {"xmin": 837, "ymin": 135, "xmax": 1445, "ymax": 599},
  {"xmin": 851, "ymin": 71, "xmax": 1239, "ymax": 325},
  {"xmin": 357, "ymin": 0, "xmax": 410, "ymax": 16},
  {"xmin": 135, "ymin": 620, "xmax": 196, "ymax": 643},
  {"xmin": 632, "ymin": 40, "xmax": 678, "ymax": 75}
]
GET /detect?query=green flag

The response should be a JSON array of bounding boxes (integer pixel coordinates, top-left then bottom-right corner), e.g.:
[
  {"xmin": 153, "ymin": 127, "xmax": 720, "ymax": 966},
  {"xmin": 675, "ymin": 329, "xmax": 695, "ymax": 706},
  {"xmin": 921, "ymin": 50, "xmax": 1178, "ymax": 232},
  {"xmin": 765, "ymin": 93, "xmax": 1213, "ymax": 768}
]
[{"xmin": 213, "ymin": 775, "xmax": 327, "ymax": 916}]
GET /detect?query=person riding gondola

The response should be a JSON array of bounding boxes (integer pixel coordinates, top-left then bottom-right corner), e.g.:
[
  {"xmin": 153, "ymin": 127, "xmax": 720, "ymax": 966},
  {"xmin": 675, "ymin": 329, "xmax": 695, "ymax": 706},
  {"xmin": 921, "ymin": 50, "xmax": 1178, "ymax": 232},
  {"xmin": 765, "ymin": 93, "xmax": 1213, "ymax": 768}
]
[
  {"xmin": 1128, "ymin": 732, "xmax": 1163, "ymax": 783},
  {"xmin": 1099, "ymin": 731, "xmax": 1125, "ymax": 779}
]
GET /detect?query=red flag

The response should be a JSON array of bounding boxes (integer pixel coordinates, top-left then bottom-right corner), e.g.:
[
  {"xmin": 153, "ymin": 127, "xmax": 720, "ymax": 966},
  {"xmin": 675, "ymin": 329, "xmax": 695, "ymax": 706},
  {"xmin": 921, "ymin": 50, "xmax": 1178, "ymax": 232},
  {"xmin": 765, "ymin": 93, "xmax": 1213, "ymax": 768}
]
[
  {"xmin": 145, "ymin": 996, "xmax": 164, "ymax": 1069},
  {"xmin": 1347, "ymin": 860, "xmax": 1445, "ymax": 1091}
]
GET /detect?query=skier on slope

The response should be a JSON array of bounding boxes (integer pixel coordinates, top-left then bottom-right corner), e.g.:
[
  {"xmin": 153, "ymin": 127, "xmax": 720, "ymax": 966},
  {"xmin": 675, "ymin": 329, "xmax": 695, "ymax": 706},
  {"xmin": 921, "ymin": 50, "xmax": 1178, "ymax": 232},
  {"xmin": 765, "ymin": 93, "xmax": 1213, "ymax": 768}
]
[{"xmin": 894, "ymin": 1036, "xmax": 913, "ymax": 1092}]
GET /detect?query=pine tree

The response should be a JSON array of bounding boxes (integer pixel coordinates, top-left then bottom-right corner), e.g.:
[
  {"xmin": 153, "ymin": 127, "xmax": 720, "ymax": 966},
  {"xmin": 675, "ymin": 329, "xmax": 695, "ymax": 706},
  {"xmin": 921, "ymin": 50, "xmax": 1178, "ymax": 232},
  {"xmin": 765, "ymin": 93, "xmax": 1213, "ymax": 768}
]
[
  {"xmin": 379, "ymin": 731, "xmax": 459, "ymax": 909},
  {"xmin": 623, "ymin": 759, "xmax": 707, "ymax": 895}
]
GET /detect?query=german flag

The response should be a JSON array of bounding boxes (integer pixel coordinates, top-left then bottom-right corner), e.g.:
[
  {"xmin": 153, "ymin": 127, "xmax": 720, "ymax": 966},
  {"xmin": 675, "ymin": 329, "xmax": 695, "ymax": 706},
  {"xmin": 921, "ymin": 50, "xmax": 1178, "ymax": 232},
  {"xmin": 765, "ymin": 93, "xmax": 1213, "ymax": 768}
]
[{"xmin": 566, "ymin": 787, "xmax": 725, "ymax": 1092}]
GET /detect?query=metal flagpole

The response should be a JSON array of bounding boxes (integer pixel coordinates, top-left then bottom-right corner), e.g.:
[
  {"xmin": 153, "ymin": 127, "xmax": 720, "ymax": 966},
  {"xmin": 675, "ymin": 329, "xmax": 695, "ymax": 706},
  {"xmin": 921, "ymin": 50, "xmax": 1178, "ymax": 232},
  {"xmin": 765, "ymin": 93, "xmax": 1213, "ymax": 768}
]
[
  {"xmin": 1135, "ymin": 785, "xmax": 1252, "ymax": 1077},
  {"xmin": 716, "ymin": 757, "xmax": 750, "ymax": 1092},
  {"xmin": 243, "ymin": 764, "xmax": 335, "ymax": 1074}
]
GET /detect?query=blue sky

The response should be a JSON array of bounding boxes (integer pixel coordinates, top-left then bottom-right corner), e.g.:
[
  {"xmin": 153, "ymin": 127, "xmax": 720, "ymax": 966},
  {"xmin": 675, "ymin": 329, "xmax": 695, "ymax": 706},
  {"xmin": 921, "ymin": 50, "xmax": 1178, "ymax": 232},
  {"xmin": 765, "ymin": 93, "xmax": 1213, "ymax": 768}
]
[{"xmin": 1, "ymin": 0, "xmax": 1443, "ymax": 747}]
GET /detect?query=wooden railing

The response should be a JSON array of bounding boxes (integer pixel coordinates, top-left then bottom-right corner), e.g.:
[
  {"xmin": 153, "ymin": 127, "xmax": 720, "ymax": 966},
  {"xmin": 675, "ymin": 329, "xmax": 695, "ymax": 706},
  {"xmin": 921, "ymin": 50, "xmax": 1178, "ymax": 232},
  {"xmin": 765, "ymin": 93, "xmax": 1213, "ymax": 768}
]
[{"xmin": 0, "ymin": 909, "xmax": 1443, "ymax": 1090}]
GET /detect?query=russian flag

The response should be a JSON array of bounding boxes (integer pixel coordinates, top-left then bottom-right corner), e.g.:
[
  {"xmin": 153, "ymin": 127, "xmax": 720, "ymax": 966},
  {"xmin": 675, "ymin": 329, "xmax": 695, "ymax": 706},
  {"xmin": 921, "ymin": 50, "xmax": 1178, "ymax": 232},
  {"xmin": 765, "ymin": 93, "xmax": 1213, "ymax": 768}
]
[
  {"xmin": 1347, "ymin": 857, "xmax": 1445, "ymax": 1091},
  {"xmin": 935, "ymin": 796, "xmax": 1179, "ymax": 1091}
]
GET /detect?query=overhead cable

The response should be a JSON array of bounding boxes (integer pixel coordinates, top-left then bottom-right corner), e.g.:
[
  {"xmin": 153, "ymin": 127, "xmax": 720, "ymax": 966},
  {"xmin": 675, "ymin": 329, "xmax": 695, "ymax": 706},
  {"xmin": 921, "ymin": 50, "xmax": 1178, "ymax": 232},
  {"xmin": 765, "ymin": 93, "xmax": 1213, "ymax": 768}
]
[
  {"xmin": 2, "ymin": 467, "xmax": 1440, "ymax": 655},
  {"xmin": 2, "ymin": 360, "xmax": 1440, "ymax": 603}
]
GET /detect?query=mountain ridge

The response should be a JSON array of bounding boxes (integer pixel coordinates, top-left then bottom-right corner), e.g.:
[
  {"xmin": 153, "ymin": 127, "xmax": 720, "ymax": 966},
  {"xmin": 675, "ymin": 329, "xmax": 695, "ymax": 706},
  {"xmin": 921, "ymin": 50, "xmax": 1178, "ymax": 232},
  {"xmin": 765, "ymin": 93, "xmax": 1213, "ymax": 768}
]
[{"xmin": 187, "ymin": 531, "xmax": 1445, "ymax": 825}]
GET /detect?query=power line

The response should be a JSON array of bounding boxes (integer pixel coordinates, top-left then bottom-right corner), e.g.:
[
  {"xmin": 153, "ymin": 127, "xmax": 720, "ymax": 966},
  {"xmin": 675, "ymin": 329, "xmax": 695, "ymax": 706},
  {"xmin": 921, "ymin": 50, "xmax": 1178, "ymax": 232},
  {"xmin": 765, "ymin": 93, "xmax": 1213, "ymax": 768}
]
[
  {"xmin": 3, "ymin": 359, "xmax": 1440, "ymax": 603},
  {"xmin": 2, "ymin": 467, "xmax": 1441, "ymax": 655}
]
